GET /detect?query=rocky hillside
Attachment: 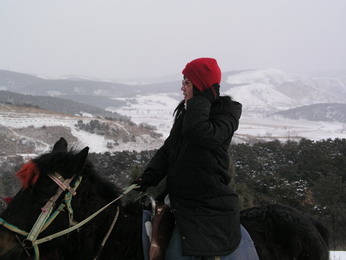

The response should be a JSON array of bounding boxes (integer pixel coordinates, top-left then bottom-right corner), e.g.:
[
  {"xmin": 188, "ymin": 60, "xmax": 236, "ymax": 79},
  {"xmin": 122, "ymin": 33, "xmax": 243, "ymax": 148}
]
[{"xmin": 0, "ymin": 103, "xmax": 163, "ymax": 155}]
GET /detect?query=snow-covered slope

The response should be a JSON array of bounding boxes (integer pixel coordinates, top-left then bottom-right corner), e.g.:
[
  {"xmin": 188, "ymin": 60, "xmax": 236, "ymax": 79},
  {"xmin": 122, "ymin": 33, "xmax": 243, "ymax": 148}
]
[
  {"xmin": 2, "ymin": 69, "xmax": 346, "ymax": 146},
  {"xmin": 107, "ymin": 93, "xmax": 181, "ymax": 138},
  {"xmin": 0, "ymin": 104, "xmax": 163, "ymax": 154},
  {"xmin": 331, "ymin": 251, "xmax": 346, "ymax": 260},
  {"xmin": 107, "ymin": 92, "xmax": 346, "ymax": 142},
  {"xmin": 225, "ymin": 69, "xmax": 346, "ymax": 114},
  {"xmin": 107, "ymin": 69, "xmax": 346, "ymax": 141},
  {"xmin": 275, "ymin": 103, "xmax": 346, "ymax": 123}
]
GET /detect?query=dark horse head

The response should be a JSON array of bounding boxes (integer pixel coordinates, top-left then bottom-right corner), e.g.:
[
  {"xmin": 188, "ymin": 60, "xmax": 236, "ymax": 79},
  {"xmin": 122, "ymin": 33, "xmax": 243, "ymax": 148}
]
[{"xmin": 0, "ymin": 137, "xmax": 143, "ymax": 260}]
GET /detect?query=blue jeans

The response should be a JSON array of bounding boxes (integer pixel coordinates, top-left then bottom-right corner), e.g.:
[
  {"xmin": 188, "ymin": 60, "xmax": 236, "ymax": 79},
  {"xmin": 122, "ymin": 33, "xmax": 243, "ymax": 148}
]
[{"xmin": 165, "ymin": 225, "xmax": 259, "ymax": 260}]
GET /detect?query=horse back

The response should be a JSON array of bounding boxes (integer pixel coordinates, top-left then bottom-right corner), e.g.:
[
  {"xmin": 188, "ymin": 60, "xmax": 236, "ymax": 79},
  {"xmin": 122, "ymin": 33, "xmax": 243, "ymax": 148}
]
[{"xmin": 240, "ymin": 204, "xmax": 330, "ymax": 260}]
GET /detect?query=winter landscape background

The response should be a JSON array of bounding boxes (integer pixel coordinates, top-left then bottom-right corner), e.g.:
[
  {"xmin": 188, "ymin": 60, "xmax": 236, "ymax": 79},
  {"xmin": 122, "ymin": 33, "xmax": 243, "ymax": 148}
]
[
  {"xmin": 1, "ymin": 69, "xmax": 346, "ymax": 259},
  {"xmin": 1, "ymin": 0, "xmax": 346, "ymax": 258},
  {"xmin": 1, "ymin": 68, "xmax": 346, "ymax": 154}
]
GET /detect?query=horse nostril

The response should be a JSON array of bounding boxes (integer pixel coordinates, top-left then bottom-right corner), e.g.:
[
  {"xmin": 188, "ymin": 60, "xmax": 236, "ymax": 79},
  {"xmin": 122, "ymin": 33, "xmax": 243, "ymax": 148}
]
[
  {"xmin": 20, "ymin": 239, "xmax": 34, "ymax": 257},
  {"xmin": 0, "ymin": 231, "xmax": 18, "ymax": 256}
]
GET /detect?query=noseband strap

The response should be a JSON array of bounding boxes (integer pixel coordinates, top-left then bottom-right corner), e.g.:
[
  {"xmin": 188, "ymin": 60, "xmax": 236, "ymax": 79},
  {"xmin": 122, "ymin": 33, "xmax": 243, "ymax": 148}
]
[
  {"xmin": 26, "ymin": 173, "xmax": 76, "ymax": 241},
  {"xmin": 0, "ymin": 172, "xmax": 80, "ymax": 260},
  {"xmin": 49, "ymin": 173, "xmax": 77, "ymax": 195}
]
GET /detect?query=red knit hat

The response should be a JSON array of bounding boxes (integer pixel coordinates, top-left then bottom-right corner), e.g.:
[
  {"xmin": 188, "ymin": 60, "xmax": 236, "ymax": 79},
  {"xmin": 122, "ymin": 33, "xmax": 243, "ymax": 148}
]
[{"xmin": 182, "ymin": 57, "xmax": 222, "ymax": 92}]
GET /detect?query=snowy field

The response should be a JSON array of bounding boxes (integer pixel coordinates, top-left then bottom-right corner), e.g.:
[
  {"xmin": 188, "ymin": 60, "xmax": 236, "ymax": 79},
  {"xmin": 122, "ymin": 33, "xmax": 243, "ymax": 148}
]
[
  {"xmin": 0, "ymin": 107, "xmax": 163, "ymax": 153},
  {"xmin": 237, "ymin": 116, "xmax": 346, "ymax": 142},
  {"xmin": 107, "ymin": 69, "xmax": 346, "ymax": 142},
  {"xmin": 330, "ymin": 251, "xmax": 346, "ymax": 260},
  {"xmin": 107, "ymin": 93, "xmax": 346, "ymax": 142},
  {"xmin": 107, "ymin": 93, "xmax": 180, "ymax": 137}
]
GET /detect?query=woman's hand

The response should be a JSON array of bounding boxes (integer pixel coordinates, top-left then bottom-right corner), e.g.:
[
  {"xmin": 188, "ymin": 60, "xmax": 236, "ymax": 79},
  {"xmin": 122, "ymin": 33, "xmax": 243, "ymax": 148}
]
[{"xmin": 194, "ymin": 83, "xmax": 220, "ymax": 103}]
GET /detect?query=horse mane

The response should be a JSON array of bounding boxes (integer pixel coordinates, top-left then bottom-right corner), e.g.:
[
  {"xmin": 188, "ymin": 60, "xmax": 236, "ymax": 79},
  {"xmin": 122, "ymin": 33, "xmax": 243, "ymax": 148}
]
[
  {"xmin": 15, "ymin": 161, "xmax": 40, "ymax": 189},
  {"xmin": 32, "ymin": 150, "xmax": 81, "ymax": 179},
  {"xmin": 86, "ymin": 163, "xmax": 124, "ymax": 200},
  {"xmin": 28, "ymin": 149, "xmax": 124, "ymax": 202}
]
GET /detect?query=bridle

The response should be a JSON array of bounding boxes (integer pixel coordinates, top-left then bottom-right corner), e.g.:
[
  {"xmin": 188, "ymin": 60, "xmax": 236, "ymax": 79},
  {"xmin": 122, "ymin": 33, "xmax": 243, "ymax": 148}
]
[
  {"xmin": 0, "ymin": 172, "xmax": 137, "ymax": 260},
  {"xmin": 0, "ymin": 172, "xmax": 81, "ymax": 259}
]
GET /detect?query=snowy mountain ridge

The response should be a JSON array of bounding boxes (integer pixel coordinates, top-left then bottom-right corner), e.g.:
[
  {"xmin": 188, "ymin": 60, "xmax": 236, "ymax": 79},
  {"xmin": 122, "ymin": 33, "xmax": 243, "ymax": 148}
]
[
  {"xmin": 106, "ymin": 69, "xmax": 346, "ymax": 140},
  {"xmin": 1, "ymin": 69, "xmax": 346, "ymax": 148},
  {"xmin": 2, "ymin": 68, "xmax": 346, "ymax": 114},
  {"xmin": 224, "ymin": 69, "xmax": 346, "ymax": 113}
]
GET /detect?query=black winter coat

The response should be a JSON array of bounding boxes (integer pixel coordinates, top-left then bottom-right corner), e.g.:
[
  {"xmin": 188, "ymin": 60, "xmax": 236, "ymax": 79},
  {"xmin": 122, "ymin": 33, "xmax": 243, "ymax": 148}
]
[{"xmin": 142, "ymin": 95, "xmax": 242, "ymax": 256}]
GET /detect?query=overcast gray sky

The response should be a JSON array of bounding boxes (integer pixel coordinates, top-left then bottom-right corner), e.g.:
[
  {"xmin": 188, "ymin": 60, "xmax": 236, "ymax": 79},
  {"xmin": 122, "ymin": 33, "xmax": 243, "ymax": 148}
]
[{"xmin": 0, "ymin": 0, "xmax": 345, "ymax": 80}]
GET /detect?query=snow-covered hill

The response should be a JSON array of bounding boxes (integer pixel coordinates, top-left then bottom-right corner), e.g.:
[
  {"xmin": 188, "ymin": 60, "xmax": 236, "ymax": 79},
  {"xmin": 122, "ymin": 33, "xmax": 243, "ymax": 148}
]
[
  {"xmin": 0, "ymin": 104, "xmax": 163, "ymax": 154},
  {"xmin": 275, "ymin": 103, "xmax": 346, "ymax": 123},
  {"xmin": 224, "ymin": 69, "xmax": 346, "ymax": 114},
  {"xmin": 331, "ymin": 251, "xmax": 346, "ymax": 260},
  {"xmin": 107, "ymin": 93, "xmax": 181, "ymax": 137},
  {"xmin": 106, "ymin": 69, "xmax": 346, "ymax": 141},
  {"xmin": 106, "ymin": 93, "xmax": 346, "ymax": 141},
  {"xmin": 2, "ymin": 69, "xmax": 346, "ymax": 145}
]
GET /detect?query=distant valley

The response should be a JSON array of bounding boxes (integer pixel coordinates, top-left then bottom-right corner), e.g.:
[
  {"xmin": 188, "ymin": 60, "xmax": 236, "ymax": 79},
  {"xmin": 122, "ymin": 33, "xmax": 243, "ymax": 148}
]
[{"xmin": 1, "ymin": 69, "xmax": 346, "ymax": 154}]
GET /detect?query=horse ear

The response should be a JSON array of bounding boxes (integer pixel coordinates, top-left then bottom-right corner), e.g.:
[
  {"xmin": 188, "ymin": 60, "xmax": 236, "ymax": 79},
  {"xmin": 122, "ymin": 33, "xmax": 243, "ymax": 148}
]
[
  {"xmin": 53, "ymin": 137, "xmax": 68, "ymax": 153},
  {"xmin": 73, "ymin": 147, "xmax": 89, "ymax": 172}
]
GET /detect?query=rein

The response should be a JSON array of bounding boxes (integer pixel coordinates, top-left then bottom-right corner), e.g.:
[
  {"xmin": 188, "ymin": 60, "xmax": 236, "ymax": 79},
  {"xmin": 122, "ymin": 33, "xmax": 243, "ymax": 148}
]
[
  {"xmin": 34, "ymin": 184, "xmax": 136, "ymax": 245},
  {"xmin": 0, "ymin": 171, "xmax": 137, "ymax": 260}
]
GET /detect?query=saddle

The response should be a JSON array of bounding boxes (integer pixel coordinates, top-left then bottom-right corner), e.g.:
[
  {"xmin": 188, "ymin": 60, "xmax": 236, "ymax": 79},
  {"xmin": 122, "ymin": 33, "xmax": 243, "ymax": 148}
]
[
  {"xmin": 140, "ymin": 195, "xmax": 259, "ymax": 260},
  {"xmin": 141, "ymin": 194, "xmax": 175, "ymax": 260}
]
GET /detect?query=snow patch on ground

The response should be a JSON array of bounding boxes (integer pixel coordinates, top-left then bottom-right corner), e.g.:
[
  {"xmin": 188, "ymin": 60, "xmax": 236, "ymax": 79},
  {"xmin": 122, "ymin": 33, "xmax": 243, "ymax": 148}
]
[
  {"xmin": 330, "ymin": 251, "xmax": 346, "ymax": 260},
  {"xmin": 237, "ymin": 116, "xmax": 346, "ymax": 142},
  {"xmin": 107, "ymin": 93, "xmax": 180, "ymax": 138},
  {"xmin": 107, "ymin": 93, "xmax": 346, "ymax": 141},
  {"xmin": 0, "ymin": 107, "xmax": 163, "ymax": 153}
]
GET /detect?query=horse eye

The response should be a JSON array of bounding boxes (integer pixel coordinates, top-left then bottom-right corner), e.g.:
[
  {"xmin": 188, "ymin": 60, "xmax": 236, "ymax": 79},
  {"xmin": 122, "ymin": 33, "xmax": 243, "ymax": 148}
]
[{"xmin": 32, "ymin": 178, "xmax": 58, "ymax": 202}]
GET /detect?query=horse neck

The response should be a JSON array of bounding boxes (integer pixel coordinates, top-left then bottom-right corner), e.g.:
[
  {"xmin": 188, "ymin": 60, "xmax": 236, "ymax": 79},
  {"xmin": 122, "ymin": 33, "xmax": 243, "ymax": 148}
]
[{"xmin": 101, "ymin": 202, "xmax": 143, "ymax": 259}]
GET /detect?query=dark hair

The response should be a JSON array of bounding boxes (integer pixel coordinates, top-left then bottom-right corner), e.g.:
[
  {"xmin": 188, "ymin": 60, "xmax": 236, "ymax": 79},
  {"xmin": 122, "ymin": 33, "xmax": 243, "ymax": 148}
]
[
  {"xmin": 173, "ymin": 100, "xmax": 185, "ymax": 122},
  {"xmin": 174, "ymin": 96, "xmax": 234, "ymax": 122}
]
